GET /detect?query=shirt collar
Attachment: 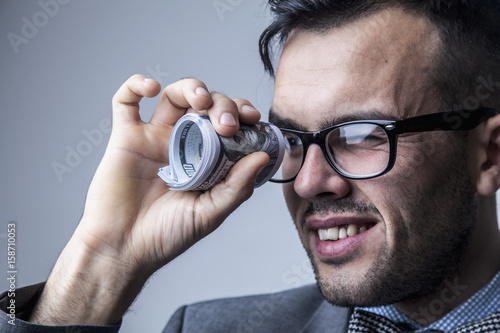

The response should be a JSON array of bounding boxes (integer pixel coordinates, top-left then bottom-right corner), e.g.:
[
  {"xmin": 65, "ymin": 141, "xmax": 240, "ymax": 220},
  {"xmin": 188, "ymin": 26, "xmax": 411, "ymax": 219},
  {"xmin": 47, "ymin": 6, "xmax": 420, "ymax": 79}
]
[{"xmin": 359, "ymin": 270, "xmax": 500, "ymax": 332}]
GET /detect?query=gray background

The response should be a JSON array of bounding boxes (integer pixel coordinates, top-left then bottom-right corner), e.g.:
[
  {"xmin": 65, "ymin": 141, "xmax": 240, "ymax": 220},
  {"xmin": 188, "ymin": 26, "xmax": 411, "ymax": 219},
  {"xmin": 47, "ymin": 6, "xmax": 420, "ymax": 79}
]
[
  {"xmin": 1, "ymin": 1, "xmax": 499, "ymax": 332},
  {"xmin": 0, "ymin": 1, "xmax": 314, "ymax": 332}
]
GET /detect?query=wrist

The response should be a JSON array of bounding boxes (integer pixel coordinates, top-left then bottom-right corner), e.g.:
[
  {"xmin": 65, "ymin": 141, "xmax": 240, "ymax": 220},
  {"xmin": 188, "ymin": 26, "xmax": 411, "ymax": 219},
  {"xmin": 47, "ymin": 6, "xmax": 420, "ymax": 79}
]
[{"xmin": 29, "ymin": 234, "xmax": 149, "ymax": 326}]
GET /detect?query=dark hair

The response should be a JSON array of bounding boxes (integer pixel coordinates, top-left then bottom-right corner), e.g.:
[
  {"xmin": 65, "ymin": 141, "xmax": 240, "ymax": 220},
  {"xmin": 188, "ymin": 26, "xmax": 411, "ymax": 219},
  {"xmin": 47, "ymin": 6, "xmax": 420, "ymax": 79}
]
[{"xmin": 259, "ymin": 0, "xmax": 500, "ymax": 110}]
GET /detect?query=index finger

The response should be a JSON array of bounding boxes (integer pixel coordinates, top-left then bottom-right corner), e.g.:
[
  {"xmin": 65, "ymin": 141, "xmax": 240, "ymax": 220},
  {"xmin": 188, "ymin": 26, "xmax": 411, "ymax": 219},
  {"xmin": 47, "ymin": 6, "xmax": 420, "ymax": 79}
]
[
  {"xmin": 150, "ymin": 79, "xmax": 214, "ymax": 127},
  {"xmin": 112, "ymin": 74, "xmax": 162, "ymax": 123}
]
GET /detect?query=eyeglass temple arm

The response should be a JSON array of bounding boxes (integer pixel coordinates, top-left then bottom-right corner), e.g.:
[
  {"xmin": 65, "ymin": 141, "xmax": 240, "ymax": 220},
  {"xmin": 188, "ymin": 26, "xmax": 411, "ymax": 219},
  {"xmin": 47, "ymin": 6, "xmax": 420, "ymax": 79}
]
[{"xmin": 394, "ymin": 108, "xmax": 499, "ymax": 134}]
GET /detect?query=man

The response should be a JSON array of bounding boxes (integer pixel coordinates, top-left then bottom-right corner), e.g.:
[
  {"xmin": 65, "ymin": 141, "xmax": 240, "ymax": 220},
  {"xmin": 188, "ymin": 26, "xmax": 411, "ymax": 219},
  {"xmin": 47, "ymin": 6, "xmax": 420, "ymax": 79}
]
[{"xmin": 2, "ymin": 0, "xmax": 500, "ymax": 332}]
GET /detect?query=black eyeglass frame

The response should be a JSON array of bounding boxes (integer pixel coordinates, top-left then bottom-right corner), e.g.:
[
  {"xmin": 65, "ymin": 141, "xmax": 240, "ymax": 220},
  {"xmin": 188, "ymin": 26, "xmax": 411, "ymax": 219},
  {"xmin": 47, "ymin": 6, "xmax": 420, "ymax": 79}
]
[{"xmin": 270, "ymin": 108, "xmax": 499, "ymax": 183}]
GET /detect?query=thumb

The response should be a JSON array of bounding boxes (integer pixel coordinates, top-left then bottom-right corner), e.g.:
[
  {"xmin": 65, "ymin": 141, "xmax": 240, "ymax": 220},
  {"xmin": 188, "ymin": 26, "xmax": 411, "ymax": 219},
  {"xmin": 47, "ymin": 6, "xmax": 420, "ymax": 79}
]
[{"xmin": 203, "ymin": 152, "xmax": 270, "ymax": 222}]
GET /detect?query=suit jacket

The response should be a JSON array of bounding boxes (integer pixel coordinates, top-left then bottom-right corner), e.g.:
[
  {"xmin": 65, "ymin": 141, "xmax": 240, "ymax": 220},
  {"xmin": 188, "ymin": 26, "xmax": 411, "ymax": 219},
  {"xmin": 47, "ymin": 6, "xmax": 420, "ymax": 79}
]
[
  {"xmin": 0, "ymin": 283, "xmax": 352, "ymax": 332},
  {"xmin": 162, "ymin": 284, "xmax": 352, "ymax": 333}
]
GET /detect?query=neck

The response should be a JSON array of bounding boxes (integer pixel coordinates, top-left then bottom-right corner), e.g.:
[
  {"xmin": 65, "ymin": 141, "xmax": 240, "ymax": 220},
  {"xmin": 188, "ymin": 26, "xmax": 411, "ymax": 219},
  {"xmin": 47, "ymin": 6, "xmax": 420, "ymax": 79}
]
[{"xmin": 394, "ymin": 195, "xmax": 500, "ymax": 326}]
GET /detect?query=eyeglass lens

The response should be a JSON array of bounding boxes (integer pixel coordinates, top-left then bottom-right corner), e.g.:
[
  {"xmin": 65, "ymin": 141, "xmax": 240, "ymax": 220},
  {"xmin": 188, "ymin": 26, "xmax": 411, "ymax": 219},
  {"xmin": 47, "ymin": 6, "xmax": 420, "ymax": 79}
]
[{"xmin": 271, "ymin": 123, "xmax": 391, "ymax": 181}]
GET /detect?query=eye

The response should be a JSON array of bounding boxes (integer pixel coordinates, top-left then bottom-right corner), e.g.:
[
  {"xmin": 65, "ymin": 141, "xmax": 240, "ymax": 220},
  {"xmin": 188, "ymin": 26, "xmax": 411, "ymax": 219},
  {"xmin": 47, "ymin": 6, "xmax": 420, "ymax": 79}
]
[
  {"xmin": 284, "ymin": 133, "xmax": 297, "ymax": 146},
  {"xmin": 348, "ymin": 133, "xmax": 386, "ymax": 145},
  {"xmin": 283, "ymin": 133, "xmax": 303, "ymax": 156},
  {"xmin": 331, "ymin": 124, "xmax": 388, "ymax": 149}
]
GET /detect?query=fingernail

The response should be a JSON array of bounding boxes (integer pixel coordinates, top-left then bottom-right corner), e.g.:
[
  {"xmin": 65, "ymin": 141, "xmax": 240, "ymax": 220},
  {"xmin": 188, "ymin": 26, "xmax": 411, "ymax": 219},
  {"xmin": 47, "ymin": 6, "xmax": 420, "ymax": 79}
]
[
  {"xmin": 242, "ymin": 105, "xmax": 258, "ymax": 112},
  {"xmin": 144, "ymin": 78, "xmax": 155, "ymax": 83},
  {"xmin": 220, "ymin": 113, "xmax": 237, "ymax": 126},
  {"xmin": 195, "ymin": 87, "xmax": 210, "ymax": 97}
]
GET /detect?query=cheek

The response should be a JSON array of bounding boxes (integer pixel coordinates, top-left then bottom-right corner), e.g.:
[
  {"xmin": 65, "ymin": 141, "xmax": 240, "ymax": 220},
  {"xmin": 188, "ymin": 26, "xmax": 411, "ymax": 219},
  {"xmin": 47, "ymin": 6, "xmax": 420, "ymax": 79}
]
[
  {"xmin": 365, "ymin": 136, "xmax": 460, "ymax": 246},
  {"xmin": 360, "ymin": 152, "xmax": 436, "ymax": 247},
  {"xmin": 358, "ymin": 178, "xmax": 409, "ymax": 250},
  {"xmin": 395, "ymin": 132, "xmax": 451, "ymax": 174},
  {"xmin": 282, "ymin": 183, "xmax": 303, "ymax": 224}
]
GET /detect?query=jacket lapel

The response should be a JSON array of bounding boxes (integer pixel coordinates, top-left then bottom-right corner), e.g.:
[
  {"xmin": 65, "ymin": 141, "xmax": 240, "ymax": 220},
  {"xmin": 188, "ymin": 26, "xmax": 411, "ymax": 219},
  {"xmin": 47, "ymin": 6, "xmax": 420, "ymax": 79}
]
[{"xmin": 299, "ymin": 301, "xmax": 352, "ymax": 333}]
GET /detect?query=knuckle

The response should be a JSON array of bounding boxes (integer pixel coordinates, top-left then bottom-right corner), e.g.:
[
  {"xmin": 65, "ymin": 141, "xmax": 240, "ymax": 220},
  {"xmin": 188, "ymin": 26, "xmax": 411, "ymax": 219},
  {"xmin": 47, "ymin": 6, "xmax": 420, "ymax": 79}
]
[
  {"xmin": 236, "ymin": 185, "xmax": 255, "ymax": 203},
  {"xmin": 161, "ymin": 85, "xmax": 171, "ymax": 98},
  {"xmin": 130, "ymin": 73, "xmax": 145, "ymax": 80},
  {"xmin": 232, "ymin": 98, "xmax": 250, "ymax": 106},
  {"xmin": 111, "ymin": 93, "xmax": 124, "ymax": 107},
  {"xmin": 165, "ymin": 81, "xmax": 178, "ymax": 94},
  {"xmin": 213, "ymin": 96, "xmax": 238, "ymax": 113},
  {"xmin": 180, "ymin": 77, "xmax": 204, "ymax": 90},
  {"xmin": 239, "ymin": 184, "xmax": 255, "ymax": 201},
  {"xmin": 226, "ymin": 173, "xmax": 255, "ymax": 200}
]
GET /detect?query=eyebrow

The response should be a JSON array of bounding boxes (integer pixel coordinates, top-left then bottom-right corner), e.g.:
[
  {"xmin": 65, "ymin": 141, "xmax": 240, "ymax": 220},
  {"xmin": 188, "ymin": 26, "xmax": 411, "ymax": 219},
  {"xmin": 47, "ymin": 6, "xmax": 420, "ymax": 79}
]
[
  {"xmin": 269, "ymin": 108, "xmax": 398, "ymax": 131},
  {"xmin": 269, "ymin": 109, "xmax": 307, "ymax": 131}
]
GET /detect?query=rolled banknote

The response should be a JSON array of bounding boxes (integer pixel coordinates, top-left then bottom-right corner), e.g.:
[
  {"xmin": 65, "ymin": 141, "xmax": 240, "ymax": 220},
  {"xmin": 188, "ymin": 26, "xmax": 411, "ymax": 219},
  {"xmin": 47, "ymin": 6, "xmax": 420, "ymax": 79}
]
[{"xmin": 158, "ymin": 113, "xmax": 285, "ymax": 191}]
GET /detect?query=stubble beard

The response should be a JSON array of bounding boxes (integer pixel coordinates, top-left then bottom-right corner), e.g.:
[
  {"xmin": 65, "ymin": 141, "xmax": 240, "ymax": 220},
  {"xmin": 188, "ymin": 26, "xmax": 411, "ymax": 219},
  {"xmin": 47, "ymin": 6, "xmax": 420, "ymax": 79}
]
[{"xmin": 299, "ymin": 144, "xmax": 477, "ymax": 308}]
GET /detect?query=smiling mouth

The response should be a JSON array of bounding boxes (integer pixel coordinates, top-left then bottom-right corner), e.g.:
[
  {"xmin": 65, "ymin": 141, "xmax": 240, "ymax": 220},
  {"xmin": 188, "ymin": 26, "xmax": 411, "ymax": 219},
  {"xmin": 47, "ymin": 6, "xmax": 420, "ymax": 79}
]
[{"xmin": 317, "ymin": 223, "xmax": 376, "ymax": 241}]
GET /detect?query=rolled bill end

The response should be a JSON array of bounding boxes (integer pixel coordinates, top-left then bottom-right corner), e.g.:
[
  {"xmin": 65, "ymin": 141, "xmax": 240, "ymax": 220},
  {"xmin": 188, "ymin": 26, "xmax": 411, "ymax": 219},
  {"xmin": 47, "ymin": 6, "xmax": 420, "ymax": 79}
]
[
  {"xmin": 159, "ymin": 113, "xmax": 284, "ymax": 191},
  {"xmin": 158, "ymin": 166, "xmax": 177, "ymax": 187}
]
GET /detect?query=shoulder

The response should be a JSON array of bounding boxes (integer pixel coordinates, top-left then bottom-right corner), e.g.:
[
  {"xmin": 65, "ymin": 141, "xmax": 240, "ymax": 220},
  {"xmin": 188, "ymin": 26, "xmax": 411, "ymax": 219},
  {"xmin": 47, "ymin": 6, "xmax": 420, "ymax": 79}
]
[
  {"xmin": 163, "ymin": 284, "xmax": 351, "ymax": 333},
  {"xmin": 183, "ymin": 283, "xmax": 325, "ymax": 320}
]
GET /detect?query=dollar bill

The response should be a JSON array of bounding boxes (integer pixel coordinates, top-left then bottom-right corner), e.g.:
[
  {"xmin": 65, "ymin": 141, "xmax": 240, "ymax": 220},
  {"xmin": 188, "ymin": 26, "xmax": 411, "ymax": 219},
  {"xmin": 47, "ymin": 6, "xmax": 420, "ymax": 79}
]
[{"xmin": 158, "ymin": 114, "xmax": 284, "ymax": 191}]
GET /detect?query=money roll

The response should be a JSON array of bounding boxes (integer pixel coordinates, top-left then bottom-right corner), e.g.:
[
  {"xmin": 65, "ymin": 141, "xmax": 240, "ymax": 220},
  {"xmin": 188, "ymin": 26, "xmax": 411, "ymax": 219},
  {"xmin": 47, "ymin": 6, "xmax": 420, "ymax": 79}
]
[{"xmin": 158, "ymin": 113, "xmax": 285, "ymax": 191}]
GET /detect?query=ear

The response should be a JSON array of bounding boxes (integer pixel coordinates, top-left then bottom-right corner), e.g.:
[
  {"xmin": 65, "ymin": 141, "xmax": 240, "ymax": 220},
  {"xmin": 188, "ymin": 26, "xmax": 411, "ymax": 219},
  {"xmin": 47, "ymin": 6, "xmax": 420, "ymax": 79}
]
[{"xmin": 474, "ymin": 114, "xmax": 500, "ymax": 196}]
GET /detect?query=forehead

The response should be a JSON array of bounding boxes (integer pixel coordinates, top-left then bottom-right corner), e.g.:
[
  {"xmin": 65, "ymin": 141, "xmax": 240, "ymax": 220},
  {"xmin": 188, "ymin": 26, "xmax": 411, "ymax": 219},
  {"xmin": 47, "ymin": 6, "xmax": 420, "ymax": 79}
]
[{"xmin": 272, "ymin": 7, "xmax": 441, "ymax": 130}]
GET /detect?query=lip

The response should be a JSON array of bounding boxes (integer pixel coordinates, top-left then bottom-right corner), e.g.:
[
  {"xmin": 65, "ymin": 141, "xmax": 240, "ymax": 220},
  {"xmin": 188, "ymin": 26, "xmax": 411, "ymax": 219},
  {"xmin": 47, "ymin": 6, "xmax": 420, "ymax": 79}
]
[{"xmin": 306, "ymin": 216, "xmax": 377, "ymax": 259}]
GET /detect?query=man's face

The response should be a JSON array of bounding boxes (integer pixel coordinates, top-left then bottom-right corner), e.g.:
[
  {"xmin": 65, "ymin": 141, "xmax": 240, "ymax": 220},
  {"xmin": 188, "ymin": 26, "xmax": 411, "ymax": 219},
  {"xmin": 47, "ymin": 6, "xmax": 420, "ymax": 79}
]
[{"xmin": 272, "ymin": 8, "xmax": 477, "ymax": 306}]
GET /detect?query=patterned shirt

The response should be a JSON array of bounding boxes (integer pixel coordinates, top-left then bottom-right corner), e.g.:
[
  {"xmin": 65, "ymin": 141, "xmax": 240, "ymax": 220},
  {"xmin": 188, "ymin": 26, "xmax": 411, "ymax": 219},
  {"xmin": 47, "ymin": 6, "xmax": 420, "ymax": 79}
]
[{"xmin": 360, "ymin": 271, "xmax": 500, "ymax": 332}]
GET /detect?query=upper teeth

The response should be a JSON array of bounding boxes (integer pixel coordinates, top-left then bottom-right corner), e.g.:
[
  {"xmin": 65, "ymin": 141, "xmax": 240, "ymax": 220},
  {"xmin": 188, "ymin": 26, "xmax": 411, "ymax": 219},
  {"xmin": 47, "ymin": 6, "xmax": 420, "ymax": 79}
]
[{"xmin": 318, "ymin": 224, "xmax": 368, "ymax": 241}]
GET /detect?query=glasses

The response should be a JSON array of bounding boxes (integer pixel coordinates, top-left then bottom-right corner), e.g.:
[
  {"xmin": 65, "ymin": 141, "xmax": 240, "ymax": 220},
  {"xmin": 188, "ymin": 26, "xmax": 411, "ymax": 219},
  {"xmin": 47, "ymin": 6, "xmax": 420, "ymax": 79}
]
[{"xmin": 270, "ymin": 108, "xmax": 499, "ymax": 183}]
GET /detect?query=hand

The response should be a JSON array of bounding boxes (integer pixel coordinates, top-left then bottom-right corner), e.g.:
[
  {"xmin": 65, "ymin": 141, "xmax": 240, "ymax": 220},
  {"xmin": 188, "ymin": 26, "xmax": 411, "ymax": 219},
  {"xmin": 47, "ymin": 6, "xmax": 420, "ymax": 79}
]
[
  {"xmin": 29, "ymin": 75, "xmax": 270, "ymax": 326},
  {"xmin": 80, "ymin": 74, "xmax": 269, "ymax": 272}
]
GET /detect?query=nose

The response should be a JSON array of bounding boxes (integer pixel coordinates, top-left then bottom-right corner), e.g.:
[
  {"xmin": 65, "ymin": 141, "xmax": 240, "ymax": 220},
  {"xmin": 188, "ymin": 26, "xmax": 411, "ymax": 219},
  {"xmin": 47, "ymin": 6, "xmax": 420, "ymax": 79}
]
[{"xmin": 293, "ymin": 144, "xmax": 351, "ymax": 200}]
